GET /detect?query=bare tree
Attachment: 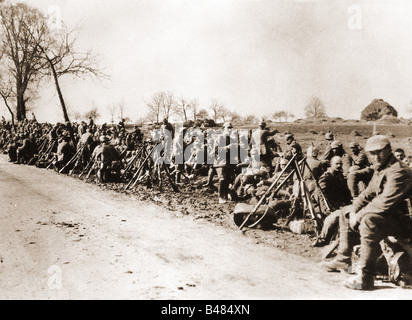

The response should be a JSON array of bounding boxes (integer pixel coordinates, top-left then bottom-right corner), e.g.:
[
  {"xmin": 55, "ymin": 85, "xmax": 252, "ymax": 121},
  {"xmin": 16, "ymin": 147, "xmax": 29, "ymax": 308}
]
[
  {"xmin": 37, "ymin": 24, "xmax": 108, "ymax": 123},
  {"xmin": 117, "ymin": 99, "xmax": 126, "ymax": 121},
  {"xmin": 0, "ymin": 3, "xmax": 49, "ymax": 120},
  {"xmin": 0, "ymin": 82, "xmax": 16, "ymax": 131},
  {"xmin": 83, "ymin": 107, "xmax": 100, "ymax": 122},
  {"xmin": 210, "ymin": 99, "xmax": 224, "ymax": 123},
  {"xmin": 106, "ymin": 104, "xmax": 116, "ymax": 124},
  {"xmin": 71, "ymin": 111, "xmax": 82, "ymax": 122},
  {"xmin": 161, "ymin": 91, "xmax": 175, "ymax": 121},
  {"xmin": 145, "ymin": 92, "xmax": 164, "ymax": 124},
  {"xmin": 219, "ymin": 106, "xmax": 232, "ymax": 123},
  {"xmin": 189, "ymin": 99, "xmax": 199, "ymax": 121},
  {"xmin": 305, "ymin": 96, "xmax": 327, "ymax": 118},
  {"xmin": 272, "ymin": 111, "xmax": 283, "ymax": 122},
  {"xmin": 284, "ymin": 112, "xmax": 295, "ymax": 122},
  {"xmin": 174, "ymin": 95, "xmax": 190, "ymax": 122}
]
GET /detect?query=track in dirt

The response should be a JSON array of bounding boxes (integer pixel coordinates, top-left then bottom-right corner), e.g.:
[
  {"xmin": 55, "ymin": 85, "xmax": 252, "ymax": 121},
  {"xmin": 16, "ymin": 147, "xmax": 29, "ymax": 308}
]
[{"xmin": 0, "ymin": 154, "xmax": 410, "ymax": 300}]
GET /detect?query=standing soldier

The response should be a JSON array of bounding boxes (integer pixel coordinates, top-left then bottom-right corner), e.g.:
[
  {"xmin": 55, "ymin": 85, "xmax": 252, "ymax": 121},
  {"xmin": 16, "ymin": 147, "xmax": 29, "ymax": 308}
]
[
  {"xmin": 214, "ymin": 122, "xmax": 236, "ymax": 204},
  {"xmin": 321, "ymin": 135, "xmax": 412, "ymax": 290}
]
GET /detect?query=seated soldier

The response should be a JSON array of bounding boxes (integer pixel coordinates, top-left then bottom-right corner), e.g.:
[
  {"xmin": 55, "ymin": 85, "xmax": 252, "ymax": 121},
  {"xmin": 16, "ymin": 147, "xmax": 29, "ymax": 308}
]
[
  {"xmin": 7, "ymin": 134, "xmax": 22, "ymax": 163},
  {"xmin": 312, "ymin": 156, "xmax": 353, "ymax": 247},
  {"xmin": 321, "ymin": 135, "xmax": 412, "ymax": 291},
  {"xmin": 15, "ymin": 133, "xmax": 36, "ymax": 164},
  {"xmin": 303, "ymin": 144, "xmax": 326, "ymax": 194},
  {"xmin": 95, "ymin": 135, "xmax": 122, "ymax": 183},
  {"xmin": 232, "ymin": 147, "xmax": 271, "ymax": 199},
  {"xmin": 254, "ymin": 157, "xmax": 293, "ymax": 198},
  {"xmin": 394, "ymin": 148, "xmax": 411, "ymax": 167},
  {"xmin": 321, "ymin": 140, "xmax": 353, "ymax": 178},
  {"xmin": 346, "ymin": 141, "xmax": 372, "ymax": 198},
  {"xmin": 54, "ymin": 134, "xmax": 75, "ymax": 172}
]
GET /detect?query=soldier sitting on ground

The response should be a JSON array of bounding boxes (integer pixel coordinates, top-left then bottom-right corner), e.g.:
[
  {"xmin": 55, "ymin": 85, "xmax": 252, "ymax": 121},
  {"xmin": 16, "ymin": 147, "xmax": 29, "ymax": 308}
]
[
  {"xmin": 54, "ymin": 134, "xmax": 75, "ymax": 173},
  {"xmin": 347, "ymin": 141, "xmax": 373, "ymax": 199},
  {"xmin": 321, "ymin": 135, "xmax": 412, "ymax": 291},
  {"xmin": 15, "ymin": 133, "xmax": 36, "ymax": 164},
  {"xmin": 95, "ymin": 135, "xmax": 123, "ymax": 183},
  {"xmin": 312, "ymin": 156, "xmax": 353, "ymax": 247},
  {"xmin": 394, "ymin": 148, "xmax": 411, "ymax": 167},
  {"xmin": 321, "ymin": 140, "xmax": 353, "ymax": 178}
]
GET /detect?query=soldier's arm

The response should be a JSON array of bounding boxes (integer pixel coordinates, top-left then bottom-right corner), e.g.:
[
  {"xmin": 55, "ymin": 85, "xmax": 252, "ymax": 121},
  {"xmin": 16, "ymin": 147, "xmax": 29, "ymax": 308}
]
[{"xmin": 355, "ymin": 168, "xmax": 412, "ymax": 222}]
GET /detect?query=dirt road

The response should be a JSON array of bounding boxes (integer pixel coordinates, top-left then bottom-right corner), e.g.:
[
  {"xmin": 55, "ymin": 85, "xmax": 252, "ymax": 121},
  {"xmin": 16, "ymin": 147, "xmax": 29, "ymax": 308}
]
[{"xmin": 0, "ymin": 155, "xmax": 410, "ymax": 300}]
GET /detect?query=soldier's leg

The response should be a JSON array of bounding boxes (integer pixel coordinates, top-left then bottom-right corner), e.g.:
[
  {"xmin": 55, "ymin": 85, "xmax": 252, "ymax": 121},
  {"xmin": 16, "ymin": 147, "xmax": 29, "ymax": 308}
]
[
  {"xmin": 347, "ymin": 171, "xmax": 359, "ymax": 198},
  {"xmin": 321, "ymin": 208, "xmax": 357, "ymax": 272},
  {"xmin": 203, "ymin": 166, "xmax": 215, "ymax": 187},
  {"xmin": 216, "ymin": 167, "xmax": 229, "ymax": 203},
  {"xmin": 343, "ymin": 213, "xmax": 389, "ymax": 290},
  {"xmin": 314, "ymin": 210, "xmax": 340, "ymax": 247}
]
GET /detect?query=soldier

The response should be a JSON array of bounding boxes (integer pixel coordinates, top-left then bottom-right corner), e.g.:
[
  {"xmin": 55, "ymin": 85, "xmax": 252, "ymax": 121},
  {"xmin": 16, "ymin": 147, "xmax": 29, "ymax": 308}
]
[
  {"xmin": 95, "ymin": 135, "xmax": 122, "ymax": 183},
  {"xmin": 251, "ymin": 121, "xmax": 279, "ymax": 169},
  {"xmin": 321, "ymin": 135, "xmax": 412, "ymax": 290},
  {"xmin": 303, "ymin": 144, "xmax": 325, "ymax": 193},
  {"xmin": 283, "ymin": 133, "xmax": 303, "ymax": 161},
  {"xmin": 312, "ymin": 156, "xmax": 353, "ymax": 247},
  {"xmin": 347, "ymin": 141, "xmax": 373, "ymax": 199},
  {"xmin": 15, "ymin": 133, "xmax": 36, "ymax": 164},
  {"xmin": 321, "ymin": 140, "xmax": 352, "ymax": 178},
  {"xmin": 54, "ymin": 134, "xmax": 75, "ymax": 172},
  {"xmin": 214, "ymin": 122, "xmax": 237, "ymax": 204},
  {"xmin": 393, "ymin": 148, "xmax": 410, "ymax": 166},
  {"xmin": 77, "ymin": 128, "xmax": 95, "ymax": 167}
]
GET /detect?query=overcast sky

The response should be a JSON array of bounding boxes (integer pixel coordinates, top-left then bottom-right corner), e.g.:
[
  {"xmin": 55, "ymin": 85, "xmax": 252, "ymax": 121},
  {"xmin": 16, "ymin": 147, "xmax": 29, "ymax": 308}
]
[{"xmin": 4, "ymin": 0, "xmax": 412, "ymax": 123}]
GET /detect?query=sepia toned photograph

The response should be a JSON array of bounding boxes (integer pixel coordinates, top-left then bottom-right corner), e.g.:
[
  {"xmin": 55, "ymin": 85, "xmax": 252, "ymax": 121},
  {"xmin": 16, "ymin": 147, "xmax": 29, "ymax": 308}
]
[{"xmin": 0, "ymin": 0, "xmax": 411, "ymax": 302}]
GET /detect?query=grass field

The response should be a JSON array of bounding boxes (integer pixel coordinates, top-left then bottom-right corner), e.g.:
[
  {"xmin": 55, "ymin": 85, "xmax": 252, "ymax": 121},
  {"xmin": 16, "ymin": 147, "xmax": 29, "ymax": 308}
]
[{"xmin": 267, "ymin": 123, "xmax": 412, "ymax": 161}]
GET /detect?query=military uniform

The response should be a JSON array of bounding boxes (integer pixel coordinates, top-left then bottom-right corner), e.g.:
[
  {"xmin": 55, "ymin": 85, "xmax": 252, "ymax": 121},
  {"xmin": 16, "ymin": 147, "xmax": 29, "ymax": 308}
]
[{"xmin": 322, "ymin": 135, "xmax": 412, "ymax": 290}]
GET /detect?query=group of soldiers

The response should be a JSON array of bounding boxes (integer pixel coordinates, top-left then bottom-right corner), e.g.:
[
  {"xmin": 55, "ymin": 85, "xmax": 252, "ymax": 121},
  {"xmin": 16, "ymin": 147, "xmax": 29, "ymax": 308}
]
[{"xmin": 1, "ymin": 116, "xmax": 412, "ymax": 291}]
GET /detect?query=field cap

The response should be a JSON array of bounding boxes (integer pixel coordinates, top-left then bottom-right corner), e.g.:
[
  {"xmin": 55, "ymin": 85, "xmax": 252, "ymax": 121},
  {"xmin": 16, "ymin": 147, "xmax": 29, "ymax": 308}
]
[
  {"xmin": 349, "ymin": 142, "xmax": 359, "ymax": 148},
  {"xmin": 307, "ymin": 145, "xmax": 319, "ymax": 157},
  {"xmin": 325, "ymin": 132, "xmax": 334, "ymax": 140},
  {"xmin": 223, "ymin": 122, "xmax": 233, "ymax": 129},
  {"xmin": 285, "ymin": 133, "xmax": 294, "ymax": 140},
  {"xmin": 365, "ymin": 135, "xmax": 391, "ymax": 152},
  {"xmin": 331, "ymin": 140, "xmax": 342, "ymax": 148}
]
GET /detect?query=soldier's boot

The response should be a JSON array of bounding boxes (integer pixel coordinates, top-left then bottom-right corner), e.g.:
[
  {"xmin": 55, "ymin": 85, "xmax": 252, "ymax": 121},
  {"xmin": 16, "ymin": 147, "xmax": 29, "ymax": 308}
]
[
  {"xmin": 218, "ymin": 178, "xmax": 229, "ymax": 204},
  {"xmin": 14, "ymin": 155, "xmax": 21, "ymax": 164},
  {"xmin": 175, "ymin": 171, "xmax": 181, "ymax": 184},
  {"xmin": 321, "ymin": 257, "xmax": 352, "ymax": 273},
  {"xmin": 343, "ymin": 234, "xmax": 379, "ymax": 290},
  {"xmin": 343, "ymin": 272, "xmax": 375, "ymax": 290}
]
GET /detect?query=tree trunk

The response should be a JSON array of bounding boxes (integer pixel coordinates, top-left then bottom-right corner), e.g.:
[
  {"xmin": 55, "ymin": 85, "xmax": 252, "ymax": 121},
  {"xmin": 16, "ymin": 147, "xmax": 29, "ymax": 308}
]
[
  {"xmin": 1, "ymin": 96, "xmax": 16, "ymax": 132},
  {"xmin": 16, "ymin": 93, "xmax": 26, "ymax": 121},
  {"xmin": 48, "ymin": 57, "xmax": 70, "ymax": 123}
]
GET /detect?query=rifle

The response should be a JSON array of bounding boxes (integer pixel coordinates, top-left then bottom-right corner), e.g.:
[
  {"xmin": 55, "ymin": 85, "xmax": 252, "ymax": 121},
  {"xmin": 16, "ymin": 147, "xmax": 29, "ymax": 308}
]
[
  {"xmin": 292, "ymin": 157, "xmax": 323, "ymax": 237},
  {"xmin": 58, "ymin": 145, "xmax": 85, "ymax": 174},
  {"xmin": 79, "ymin": 153, "xmax": 96, "ymax": 178},
  {"xmin": 86, "ymin": 155, "xmax": 99, "ymax": 179},
  {"xmin": 121, "ymin": 144, "xmax": 145, "ymax": 179},
  {"xmin": 125, "ymin": 146, "xmax": 153, "ymax": 190},
  {"xmin": 238, "ymin": 153, "xmax": 298, "ymax": 230}
]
